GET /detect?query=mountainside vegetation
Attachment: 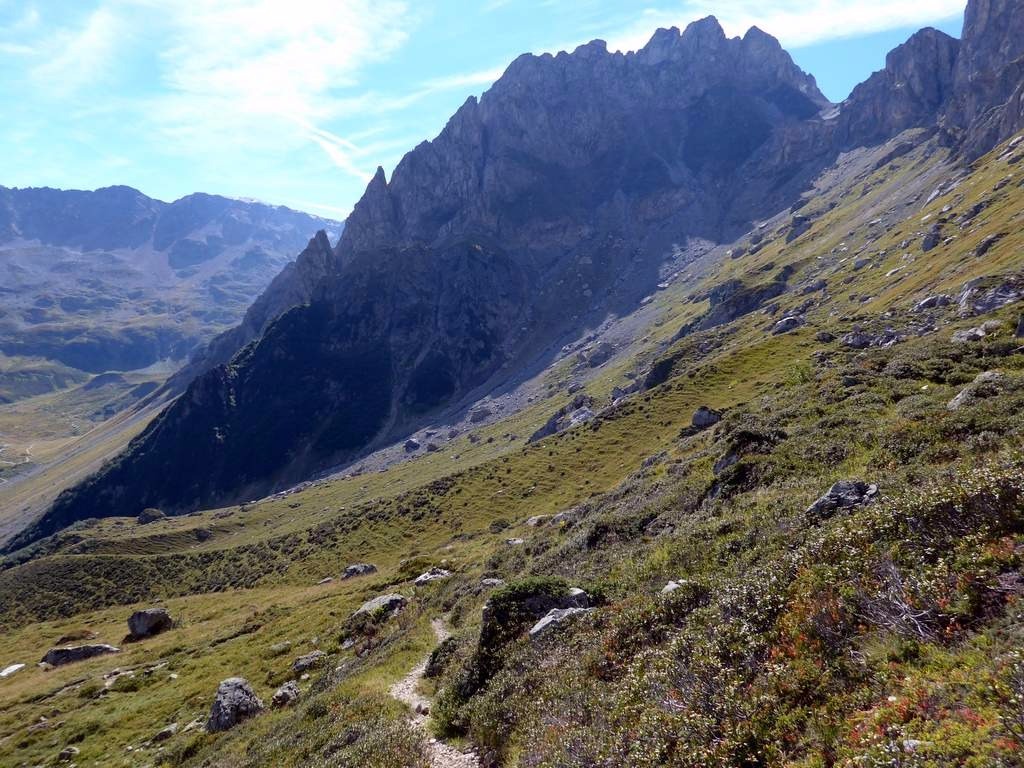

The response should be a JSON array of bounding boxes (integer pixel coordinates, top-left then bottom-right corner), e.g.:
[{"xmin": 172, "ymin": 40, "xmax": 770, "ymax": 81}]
[{"xmin": 1, "ymin": 1, "xmax": 1024, "ymax": 766}]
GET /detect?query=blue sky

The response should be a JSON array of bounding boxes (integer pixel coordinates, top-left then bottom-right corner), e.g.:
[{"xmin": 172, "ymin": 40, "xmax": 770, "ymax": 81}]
[{"xmin": 0, "ymin": 1, "xmax": 965, "ymax": 221}]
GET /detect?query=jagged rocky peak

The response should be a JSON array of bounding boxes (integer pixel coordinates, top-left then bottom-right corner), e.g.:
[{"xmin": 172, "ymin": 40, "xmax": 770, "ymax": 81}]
[{"xmin": 835, "ymin": 27, "xmax": 960, "ymax": 148}]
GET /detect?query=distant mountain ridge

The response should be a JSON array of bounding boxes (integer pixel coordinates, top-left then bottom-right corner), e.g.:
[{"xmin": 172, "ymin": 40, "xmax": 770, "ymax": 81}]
[
  {"xmin": 16, "ymin": 0, "xmax": 1024, "ymax": 551},
  {"xmin": 0, "ymin": 185, "xmax": 340, "ymax": 376}
]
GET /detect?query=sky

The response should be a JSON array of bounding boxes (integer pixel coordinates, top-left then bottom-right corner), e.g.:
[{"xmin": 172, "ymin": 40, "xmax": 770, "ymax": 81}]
[{"xmin": 0, "ymin": 1, "xmax": 966, "ymax": 221}]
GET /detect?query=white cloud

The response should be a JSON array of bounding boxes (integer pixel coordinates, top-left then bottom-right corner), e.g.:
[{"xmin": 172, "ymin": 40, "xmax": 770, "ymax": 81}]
[
  {"xmin": 606, "ymin": 0, "xmax": 966, "ymax": 53},
  {"xmin": 144, "ymin": 0, "xmax": 414, "ymax": 180},
  {"xmin": 31, "ymin": 7, "xmax": 122, "ymax": 93}
]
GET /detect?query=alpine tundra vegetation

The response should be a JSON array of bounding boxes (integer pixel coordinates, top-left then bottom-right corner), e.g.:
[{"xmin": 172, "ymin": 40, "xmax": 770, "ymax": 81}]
[{"xmin": 2, "ymin": 0, "xmax": 1024, "ymax": 766}]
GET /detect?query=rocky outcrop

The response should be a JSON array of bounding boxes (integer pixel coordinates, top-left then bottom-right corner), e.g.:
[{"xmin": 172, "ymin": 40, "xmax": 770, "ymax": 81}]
[
  {"xmin": 948, "ymin": 370, "xmax": 1009, "ymax": 410},
  {"xmin": 128, "ymin": 607, "xmax": 173, "ymax": 639},
  {"xmin": 41, "ymin": 644, "xmax": 120, "ymax": 666},
  {"xmin": 206, "ymin": 678, "xmax": 264, "ymax": 732},
  {"xmin": 414, "ymin": 568, "xmax": 452, "ymax": 586}
]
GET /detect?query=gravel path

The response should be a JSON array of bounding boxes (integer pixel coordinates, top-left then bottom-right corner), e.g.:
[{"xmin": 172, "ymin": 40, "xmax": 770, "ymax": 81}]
[{"xmin": 389, "ymin": 619, "xmax": 479, "ymax": 768}]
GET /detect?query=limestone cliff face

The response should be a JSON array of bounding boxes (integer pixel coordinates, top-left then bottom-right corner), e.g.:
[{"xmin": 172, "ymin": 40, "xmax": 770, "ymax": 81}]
[{"xmin": 944, "ymin": 0, "xmax": 1024, "ymax": 156}]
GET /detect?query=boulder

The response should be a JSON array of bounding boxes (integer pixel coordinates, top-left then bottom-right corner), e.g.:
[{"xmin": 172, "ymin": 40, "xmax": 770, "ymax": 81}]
[
  {"xmin": 921, "ymin": 225, "xmax": 942, "ymax": 252},
  {"xmin": 529, "ymin": 608, "xmax": 594, "ymax": 640},
  {"xmin": 806, "ymin": 480, "xmax": 879, "ymax": 522},
  {"xmin": 153, "ymin": 723, "xmax": 179, "ymax": 742},
  {"xmin": 566, "ymin": 587, "xmax": 590, "ymax": 608},
  {"xmin": 661, "ymin": 580, "xmax": 683, "ymax": 595},
  {"xmin": 771, "ymin": 316, "xmax": 804, "ymax": 335},
  {"xmin": 342, "ymin": 563, "xmax": 377, "ymax": 579},
  {"xmin": 404, "ymin": 439, "xmax": 421, "ymax": 453},
  {"xmin": 953, "ymin": 326, "xmax": 987, "ymax": 343},
  {"xmin": 271, "ymin": 681, "xmax": 300, "ymax": 708},
  {"xmin": 691, "ymin": 406, "xmax": 723, "ymax": 430},
  {"xmin": 841, "ymin": 330, "xmax": 872, "ymax": 349},
  {"xmin": 206, "ymin": 678, "xmax": 264, "ymax": 732},
  {"xmin": 128, "ymin": 607, "xmax": 173, "ymax": 639},
  {"xmin": 1017, "ymin": 315, "xmax": 1024, "ymax": 338},
  {"xmin": 414, "ymin": 568, "xmax": 451, "ymax": 586},
  {"xmin": 948, "ymin": 370, "xmax": 1007, "ymax": 411},
  {"xmin": 292, "ymin": 651, "xmax": 327, "ymax": 675},
  {"xmin": 353, "ymin": 594, "xmax": 407, "ymax": 618},
  {"xmin": 136, "ymin": 508, "xmax": 165, "ymax": 525},
  {"xmin": 41, "ymin": 644, "xmax": 120, "ymax": 667},
  {"xmin": 58, "ymin": 746, "xmax": 79, "ymax": 762},
  {"xmin": 480, "ymin": 578, "xmax": 506, "ymax": 588},
  {"xmin": 525, "ymin": 515, "xmax": 550, "ymax": 527},
  {"xmin": 528, "ymin": 394, "xmax": 595, "ymax": 443},
  {"xmin": 914, "ymin": 294, "xmax": 952, "ymax": 312},
  {"xmin": 815, "ymin": 331, "xmax": 836, "ymax": 343}
]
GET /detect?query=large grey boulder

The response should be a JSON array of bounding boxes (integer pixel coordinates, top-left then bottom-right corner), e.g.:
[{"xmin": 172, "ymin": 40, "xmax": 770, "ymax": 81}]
[
  {"xmin": 342, "ymin": 563, "xmax": 377, "ymax": 579},
  {"xmin": 128, "ymin": 607, "xmax": 173, "ymax": 639},
  {"xmin": 529, "ymin": 608, "xmax": 594, "ymax": 640},
  {"xmin": 352, "ymin": 594, "xmax": 407, "ymax": 618},
  {"xmin": 806, "ymin": 480, "xmax": 878, "ymax": 522},
  {"xmin": 771, "ymin": 316, "xmax": 804, "ymax": 335},
  {"xmin": 691, "ymin": 406, "xmax": 723, "ymax": 430},
  {"xmin": 206, "ymin": 678, "xmax": 264, "ymax": 732},
  {"xmin": 136, "ymin": 508, "xmax": 165, "ymax": 525},
  {"xmin": 41, "ymin": 644, "xmax": 120, "ymax": 667}
]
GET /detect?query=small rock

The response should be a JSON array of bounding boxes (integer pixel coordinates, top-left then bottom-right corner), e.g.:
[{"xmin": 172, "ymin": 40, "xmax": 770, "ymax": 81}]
[
  {"xmin": 529, "ymin": 608, "xmax": 593, "ymax": 640},
  {"xmin": 128, "ymin": 607, "xmax": 173, "ymax": 640},
  {"xmin": 41, "ymin": 645, "xmax": 120, "ymax": 667},
  {"xmin": 505, "ymin": 538, "xmax": 525, "ymax": 546},
  {"xmin": 341, "ymin": 563, "xmax": 377, "ymax": 579},
  {"xmin": 661, "ymin": 581, "xmax": 682, "ymax": 595},
  {"xmin": 292, "ymin": 651, "xmax": 327, "ymax": 675},
  {"xmin": 0, "ymin": 663, "xmax": 26, "ymax": 679},
  {"xmin": 565, "ymin": 588, "xmax": 590, "ymax": 608},
  {"xmin": 480, "ymin": 578, "xmax": 506, "ymax": 588},
  {"xmin": 153, "ymin": 723, "xmax": 179, "ymax": 742},
  {"xmin": 206, "ymin": 678, "xmax": 264, "ymax": 732},
  {"xmin": 840, "ymin": 330, "xmax": 873, "ymax": 349},
  {"xmin": 414, "ymin": 568, "xmax": 451, "ymax": 586},
  {"xmin": 921, "ymin": 225, "xmax": 942, "ymax": 252},
  {"xmin": 415, "ymin": 702, "xmax": 430, "ymax": 715},
  {"xmin": 271, "ymin": 681, "xmax": 300, "ymax": 708},
  {"xmin": 525, "ymin": 515, "xmax": 550, "ymax": 527},
  {"xmin": 317, "ymin": 577, "xmax": 334, "ymax": 585},
  {"xmin": 404, "ymin": 439, "xmax": 421, "ymax": 453},
  {"xmin": 691, "ymin": 406, "xmax": 722, "ymax": 430},
  {"xmin": 806, "ymin": 480, "xmax": 878, "ymax": 522},
  {"xmin": 815, "ymin": 331, "xmax": 835, "ymax": 343}
]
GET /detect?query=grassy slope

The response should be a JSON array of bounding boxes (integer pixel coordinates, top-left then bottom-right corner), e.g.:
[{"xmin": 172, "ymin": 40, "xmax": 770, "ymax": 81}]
[{"xmin": 0, "ymin": 132, "xmax": 1022, "ymax": 766}]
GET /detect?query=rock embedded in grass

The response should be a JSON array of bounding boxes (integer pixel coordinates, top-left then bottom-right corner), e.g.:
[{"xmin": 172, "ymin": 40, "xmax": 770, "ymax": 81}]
[
  {"xmin": 691, "ymin": 406, "xmax": 723, "ymax": 429},
  {"xmin": 291, "ymin": 650, "xmax": 327, "ymax": 675},
  {"xmin": 806, "ymin": 480, "xmax": 878, "ymax": 522},
  {"xmin": 529, "ymin": 607, "xmax": 594, "ymax": 640},
  {"xmin": 271, "ymin": 681, "xmax": 300, "ymax": 708},
  {"xmin": 342, "ymin": 563, "xmax": 377, "ymax": 579},
  {"xmin": 353, "ymin": 594, "xmax": 407, "ymax": 618},
  {"xmin": 41, "ymin": 644, "xmax": 120, "ymax": 667},
  {"xmin": 414, "ymin": 568, "xmax": 451, "ymax": 586},
  {"xmin": 206, "ymin": 678, "xmax": 264, "ymax": 732}
]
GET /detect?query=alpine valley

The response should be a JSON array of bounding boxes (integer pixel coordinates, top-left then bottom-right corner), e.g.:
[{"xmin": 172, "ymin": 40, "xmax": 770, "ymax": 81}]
[{"xmin": 2, "ymin": 1, "xmax": 1024, "ymax": 766}]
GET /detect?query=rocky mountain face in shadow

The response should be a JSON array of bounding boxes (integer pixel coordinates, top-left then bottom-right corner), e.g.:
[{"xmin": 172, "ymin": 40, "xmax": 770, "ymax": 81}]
[
  {"xmin": 16, "ymin": 0, "xmax": 1024, "ymax": 550},
  {"xmin": 0, "ymin": 186, "xmax": 338, "ymax": 376}
]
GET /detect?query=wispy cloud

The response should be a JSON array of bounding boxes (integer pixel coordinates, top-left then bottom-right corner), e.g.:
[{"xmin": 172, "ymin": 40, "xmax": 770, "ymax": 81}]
[
  {"xmin": 605, "ymin": 0, "xmax": 966, "ymax": 53},
  {"xmin": 30, "ymin": 6, "xmax": 122, "ymax": 94}
]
